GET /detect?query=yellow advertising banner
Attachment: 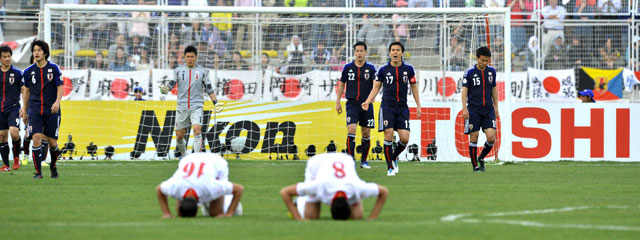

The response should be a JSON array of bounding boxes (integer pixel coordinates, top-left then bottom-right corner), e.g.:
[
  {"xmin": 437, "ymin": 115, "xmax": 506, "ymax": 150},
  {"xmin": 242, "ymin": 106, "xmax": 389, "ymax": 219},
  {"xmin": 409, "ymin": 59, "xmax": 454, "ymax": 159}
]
[{"xmin": 59, "ymin": 101, "xmax": 384, "ymax": 160}]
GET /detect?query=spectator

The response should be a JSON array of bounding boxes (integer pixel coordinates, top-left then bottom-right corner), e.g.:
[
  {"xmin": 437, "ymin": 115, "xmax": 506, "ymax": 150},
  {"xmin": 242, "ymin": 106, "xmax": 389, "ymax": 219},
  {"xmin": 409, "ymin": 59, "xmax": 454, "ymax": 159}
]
[
  {"xmin": 108, "ymin": 34, "xmax": 130, "ymax": 64},
  {"xmin": 261, "ymin": 53, "xmax": 275, "ymax": 71},
  {"xmin": 109, "ymin": 47, "xmax": 133, "ymax": 71},
  {"xmin": 181, "ymin": 22, "xmax": 203, "ymax": 48},
  {"xmin": 573, "ymin": 0, "xmax": 595, "ymax": 50},
  {"xmin": 448, "ymin": 35, "xmax": 466, "ymax": 71},
  {"xmin": 285, "ymin": 35, "xmax": 306, "ymax": 74},
  {"xmin": 136, "ymin": 48, "xmax": 154, "ymax": 70},
  {"xmin": 599, "ymin": 37, "xmax": 622, "ymax": 69},
  {"xmin": 597, "ymin": 0, "xmax": 621, "ymax": 13},
  {"xmin": 331, "ymin": 43, "xmax": 347, "ymax": 71},
  {"xmin": 311, "ymin": 41, "xmax": 331, "ymax": 70},
  {"xmin": 356, "ymin": 16, "xmax": 391, "ymax": 64},
  {"xmin": 226, "ymin": 51, "xmax": 249, "ymax": 70},
  {"xmin": 507, "ymin": 0, "xmax": 533, "ymax": 53},
  {"xmin": 88, "ymin": 0, "xmax": 112, "ymax": 49},
  {"xmin": 262, "ymin": 0, "xmax": 280, "ymax": 50},
  {"xmin": 364, "ymin": 0, "xmax": 385, "ymax": 7},
  {"xmin": 541, "ymin": 0, "xmax": 566, "ymax": 59},
  {"xmin": 116, "ymin": 0, "xmax": 135, "ymax": 34},
  {"xmin": 284, "ymin": 0, "xmax": 311, "ymax": 38},
  {"xmin": 133, "ymin": 86, "xmax": 145, "ymax": 101},
  {"xmin": 211, "ymin": 0, "xmax": 234, "ymax": 52},
  {"xmin": 94, "ymin": 52, "xmax": 107, "ymax": 70},
  {"xmin": 310, "ymin": 0, "xmax": 334, "ymax": 50},
  {"xmin": 578, "ymin": 89, "xmax": 595, "ymax": 102},
  {"xmin": 544, "ymin": 35, "xmax": 567, "ymax": 70},
  {"xmin": 493, "ymin": 36, "xmax": 505, "ymax": 71},
  {"xmin": 188, "ymin": 0, "xmax": 209, "ymax": 19},
  {"xmin": 234, "ymin": 0, "xmax": 255, "ymax": 51},
  {"xmin": 525, "ymin": 35, "xmax": 539, "ymax": 70},
  {"xmin": 392, "ymin": 0, "xmax": 409, "ymax": 47},
  {"xmin": 168, "ymin": 52, "xmax": 178, "ymax": 69},
  {"xmin": 566, "ymin": 37, "xmax": 589, "ymax": 68},
  {"xmin": 130, "ymin": 0, "xmax": 151, "ymax": 39},
  {"xmin": 408, "ymin": 0, "xmax": 433, "ymax": 8}
]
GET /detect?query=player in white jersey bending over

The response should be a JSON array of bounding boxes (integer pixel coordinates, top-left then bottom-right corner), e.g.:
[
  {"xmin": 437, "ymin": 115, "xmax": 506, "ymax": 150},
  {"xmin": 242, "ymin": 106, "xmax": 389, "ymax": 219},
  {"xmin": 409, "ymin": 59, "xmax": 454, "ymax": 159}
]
[
  {"xmin": 280, "ymin": 153, "xmax": 389, "ymax": 220},
  {"xmin": 160, "ymin": 46, "xmax": 217, "ymax": 158},
  {"xmin": 156, "ymin": 153, "xmax": 243, "ymax": 218}
]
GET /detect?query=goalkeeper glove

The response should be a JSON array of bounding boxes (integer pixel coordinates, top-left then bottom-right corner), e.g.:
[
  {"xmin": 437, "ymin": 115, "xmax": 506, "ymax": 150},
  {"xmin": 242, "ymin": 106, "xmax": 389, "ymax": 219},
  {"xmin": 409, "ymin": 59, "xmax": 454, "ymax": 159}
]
[
  {"xmin": 159, "ymin": 85, "xmax": 170, "ymax": 94},
  {"xmin": 213, "ymin": 100, "xmax": 218, "ymax": 105}
]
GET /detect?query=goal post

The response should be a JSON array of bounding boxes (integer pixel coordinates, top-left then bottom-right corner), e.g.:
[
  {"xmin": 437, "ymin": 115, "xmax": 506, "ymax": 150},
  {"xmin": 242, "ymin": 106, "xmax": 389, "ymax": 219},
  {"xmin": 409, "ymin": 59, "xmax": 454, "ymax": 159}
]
[{"xmin": 43, "ymin": 4, "xmax": 511, "ymax": 161}]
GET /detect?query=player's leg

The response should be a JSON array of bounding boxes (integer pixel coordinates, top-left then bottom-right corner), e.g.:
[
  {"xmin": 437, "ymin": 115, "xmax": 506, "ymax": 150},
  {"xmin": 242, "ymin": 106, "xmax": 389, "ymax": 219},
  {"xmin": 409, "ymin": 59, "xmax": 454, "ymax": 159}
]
[
  {"xmin": 223, "ymin": 194, "xmax": 243, "ymax": 216},
  {"xmin": 304, "ymin": 201, "xmax": 321, "ymax": 220},
  {"xmin": 358, "ymin": 102, "xmax": 374, "ymax": 168},
  {"xmin": 8, "ymin": 109, "xmax": 21, "ymax": 169},
  {"xmin": 345, "ymin": 100, "xmax": 359, "ymax": 161},
  {"xmin": 208, "ymin": 196, "xmax": 225, "ymax": 217},
  {"xmin": 379, "ymin": 102, "xmax": 396, "ymax": 175},
  {"xmin": 174, "ymin": 109, "xmax": 190, "ymax": 158},
  {"xmin": 349, "ymin": 201, "xmax": 364, "ymax": 220},
  {"xmin": 43, "ymin": 113, "xmax": 61, "ymax": 178},
  {"xmin": 476, "ymin": 107, "xmax": 496, "ymax": 171},
  {"xmin": 465, "ymin": 105, "xmax": 482, "ymax": 172},
  {"xmin": 22, "ymin": 128, "xmax": 31, "ymax": 165},
  {"xmin": 190, "ymin": 107, "xmax": 204, "ymax": 153},
  {"xmin": 391, "ymin": 105, "xmax": 411, "ymax": 172},
  {"xmin": 393, "ymin": 129, "xmax": 410, "ymax": 173},
  {"xmin": 29, "ymin": 114, "xmax": 45, "ymax": 179},
  {"xmin": 9, "ymin": 126, "xmax": 20, "ymax": 169},
  {"xmin": 359, "ymin": 127, "xmax": 371, "ymax": 168},
  {"xmin": 0, "ymin": 129, "xmax": 10, "ymax": 171}
]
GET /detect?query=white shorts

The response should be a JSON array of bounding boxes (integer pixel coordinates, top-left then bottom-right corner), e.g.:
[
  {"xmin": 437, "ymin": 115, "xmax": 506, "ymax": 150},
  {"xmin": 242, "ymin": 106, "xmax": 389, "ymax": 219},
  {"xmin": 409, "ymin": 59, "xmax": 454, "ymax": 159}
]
[{"xmin": 176, "ymin": 107, "xmax": 203, "ymax": 130}]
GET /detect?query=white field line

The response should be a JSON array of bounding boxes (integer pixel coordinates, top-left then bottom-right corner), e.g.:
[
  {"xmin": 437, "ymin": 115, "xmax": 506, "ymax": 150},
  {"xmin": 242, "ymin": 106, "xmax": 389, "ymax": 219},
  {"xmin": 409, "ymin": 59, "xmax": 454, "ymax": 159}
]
[
  {"xmin": 460, "ymin": 218, "xmax": 640, "ymax": 232},
  {"xmin": 442, "ymin": 206, "xmax": 640, "ymax": 232}
]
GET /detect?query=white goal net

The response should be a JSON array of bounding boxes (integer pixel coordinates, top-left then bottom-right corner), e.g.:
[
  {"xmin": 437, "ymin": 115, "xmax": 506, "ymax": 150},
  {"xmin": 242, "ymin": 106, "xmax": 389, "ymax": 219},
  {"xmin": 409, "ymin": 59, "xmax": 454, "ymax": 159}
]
[{"xmin": 43, "ymin": 4, "xmax": 510, "ymax": 161}]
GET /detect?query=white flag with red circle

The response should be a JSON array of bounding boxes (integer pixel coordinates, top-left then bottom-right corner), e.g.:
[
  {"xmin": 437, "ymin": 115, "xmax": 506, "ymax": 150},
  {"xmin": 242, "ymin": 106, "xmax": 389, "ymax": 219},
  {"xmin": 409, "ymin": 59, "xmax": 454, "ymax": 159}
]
[{"xmin": 527, "ymin": 68, "xmax": 576, "ymax": 101}]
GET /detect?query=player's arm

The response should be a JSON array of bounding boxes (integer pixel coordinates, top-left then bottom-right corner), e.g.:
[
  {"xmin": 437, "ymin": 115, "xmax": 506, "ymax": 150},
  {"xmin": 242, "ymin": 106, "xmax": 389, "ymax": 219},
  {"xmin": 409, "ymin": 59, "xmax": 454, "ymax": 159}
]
[
  {"xmin": 51, "ymin": 85, "xmax": 63, "ymax": 114},
  {"xmin": 368, "ymin": 185, "xmax": 389, "ymax": 220},
  {"xmin": 410, "ymin": 80, "xmax": 421, "ymax": 119},
  {"xmin": 203, "ymin": 69, "xmax": 218, "ymax": 104},
  {"xmin": 20, "ymin": 86, "xmax": 30, "ymax": 123},
  {"xmin": 280, "ymin": 184, "xmax": 303, "ymax": 221},
  {"xmin": 156, "ymin": 184, "xmax": 174, "ymax": 218},
  {"xmin": 220, "ymin": 183, "xmax": 244, "ymax": 218},
  {"xmin": 335, "ymin": 80, "xmax": 345, "ymax": 114},
  {"xmin": 361, "ymin": 80, "xmax": 382, "ymax": 111},
  {"xmin": 492, "ymin": 85, "xmax": 499, "ymax": 118},
  {"xmin": 461, "ymin": 87, "xmax": 469, "ymax": 119}
]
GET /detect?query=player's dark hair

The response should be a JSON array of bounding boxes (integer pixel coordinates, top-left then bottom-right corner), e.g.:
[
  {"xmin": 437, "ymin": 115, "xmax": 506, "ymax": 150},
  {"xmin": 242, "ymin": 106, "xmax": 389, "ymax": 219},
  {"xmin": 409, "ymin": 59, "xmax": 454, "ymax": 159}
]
[
  {"xmin": 179, "ymin": 197, "xmax": 198, "ymax": 217},
  {"xmin": 184, "ymin": 45, "xmax": 198, "ymax": 56},
  {"xmin": 330, "ymin": 197, "xmax": 351, "ymax": 220},
  {"xmin": 0, "ymin": 45, "xmax": 13, "ymax": 56},
  {"xmin": 353, "ymin": 41, "xmax": 367, "ymax": 51},
  {"xmin": 388, "ymin": 41, "xmax": 405, "ymax": 53},
  {"xmin": 476, "ymin": 46, "xmax": 492, "ymax": 58},
  {"xmin": 30, "ymin": 40, "xmax": 50, "ymax": 60}
]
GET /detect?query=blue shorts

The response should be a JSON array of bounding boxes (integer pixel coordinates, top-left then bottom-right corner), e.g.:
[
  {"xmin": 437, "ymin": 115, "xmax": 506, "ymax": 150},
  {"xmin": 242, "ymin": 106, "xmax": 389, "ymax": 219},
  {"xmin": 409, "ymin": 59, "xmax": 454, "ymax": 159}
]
[
  {"xmin": 345, "ymin": 99, "xmax": 374, "ymax": 128},
  {"xmin": 378, "ymin": 101, "xmax": 410, "ymax": 132},
  {"xmin": 0, "ymin": 108, "xmax": 20, "ymax": 130},
  {"xmin": 464, "ymin": 105, "xmax": 496, "ymax": 134},
  {"xmin": 29, "ymin": 113, "xmax": 61, "ymax": 140}
]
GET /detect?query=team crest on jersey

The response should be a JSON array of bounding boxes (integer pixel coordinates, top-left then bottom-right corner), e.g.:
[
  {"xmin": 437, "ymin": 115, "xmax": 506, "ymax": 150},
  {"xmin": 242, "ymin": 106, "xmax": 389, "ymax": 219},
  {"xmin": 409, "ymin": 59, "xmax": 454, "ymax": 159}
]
[
  {"xmin": 9, "ymin": 73, "xmax": 14, "ymax": 84},
  {"xmin": 468, "ymin": 124, "xmax": 474, "ymax": 130},
  {"xmin": 364, "ymin": 73, "xmax": 370, "ymax": 79},
  {"xmin": 195, "ymin": 72, "xmax": 199, "ymax": 80},
  {"xmin": 488, "ymin": 76, "xmax": 493, "ymax": 84},
  {"xmin": 47, "ymin": 73, "xmax": 53, "ymax": 81},
  {"xmin": 383, "ymin": 120, "xmax": 388, "ymax": 126}
]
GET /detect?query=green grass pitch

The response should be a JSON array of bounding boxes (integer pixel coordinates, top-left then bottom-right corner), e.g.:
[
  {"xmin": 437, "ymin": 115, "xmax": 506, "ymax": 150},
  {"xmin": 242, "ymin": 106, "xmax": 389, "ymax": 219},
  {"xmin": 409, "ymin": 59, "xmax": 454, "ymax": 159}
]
[{"xmin": 1, "ymin": 160, "xmax": 639, "ymax": 239}]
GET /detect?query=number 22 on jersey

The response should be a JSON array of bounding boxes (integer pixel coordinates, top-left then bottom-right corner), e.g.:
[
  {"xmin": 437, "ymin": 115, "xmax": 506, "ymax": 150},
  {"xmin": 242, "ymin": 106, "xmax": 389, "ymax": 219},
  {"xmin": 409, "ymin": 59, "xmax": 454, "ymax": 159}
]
[{"xmin": 183, "ymin": 162, "xmax": 206, "ymax": 178}]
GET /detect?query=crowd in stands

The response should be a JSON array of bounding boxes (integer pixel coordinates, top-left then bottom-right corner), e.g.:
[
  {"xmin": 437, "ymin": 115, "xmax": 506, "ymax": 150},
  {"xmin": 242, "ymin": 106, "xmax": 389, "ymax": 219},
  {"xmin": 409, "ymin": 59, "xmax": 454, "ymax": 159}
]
[{"xmin": 1, "ymin": 0, "xmax": 638, "ymax": 73}]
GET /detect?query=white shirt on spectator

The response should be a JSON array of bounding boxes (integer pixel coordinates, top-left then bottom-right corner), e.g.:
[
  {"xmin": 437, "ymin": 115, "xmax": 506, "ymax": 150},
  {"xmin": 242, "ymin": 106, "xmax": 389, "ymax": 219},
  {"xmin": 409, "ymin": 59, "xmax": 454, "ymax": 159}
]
[
  {"xmin": 541, "ymin": 4, "xmax": 566, "ymax": 30},
  {"xmin": 597, "ymin": 0, "xmax": 622, "ymax": 13},
  {"xmin": 188, "ymin": 0, "xmax": 209, "ymax": 19}
]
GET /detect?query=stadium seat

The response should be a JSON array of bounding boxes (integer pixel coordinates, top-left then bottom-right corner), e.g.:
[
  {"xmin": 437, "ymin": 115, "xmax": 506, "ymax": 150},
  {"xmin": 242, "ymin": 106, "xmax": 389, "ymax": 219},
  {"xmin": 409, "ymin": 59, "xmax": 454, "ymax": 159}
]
[
  {"xmin": 262, "ymin": 50, "xmax": 277, "ymax": 58},
  {"xmin": 51, "ymin": 49, "xmax": 65, "ymax": 57},
  {"xmin": 76, "ymin": 49, "xmax": 96, "ymax": 57}
]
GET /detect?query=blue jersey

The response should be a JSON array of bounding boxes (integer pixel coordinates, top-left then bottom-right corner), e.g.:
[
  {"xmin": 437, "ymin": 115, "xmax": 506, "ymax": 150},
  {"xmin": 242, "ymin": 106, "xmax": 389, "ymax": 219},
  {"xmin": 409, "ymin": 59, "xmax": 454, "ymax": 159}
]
[
  {"xmin": 23, "ymin": 61, "xmax": 63, "ymax": 116},
  {"xmin": 376, "ymin": 62, "xmax": 417, "ymax": 102},
  {"xmin": 340, "ymin": 61, "xmax": 376, "ymax": 102},
  {"xmin": 0, "ymin": 66, "xmax": 23, "ymax": 112},
  {"xmin": 462, "ymin": 65, "xmax": 497, "ymax": 107}
]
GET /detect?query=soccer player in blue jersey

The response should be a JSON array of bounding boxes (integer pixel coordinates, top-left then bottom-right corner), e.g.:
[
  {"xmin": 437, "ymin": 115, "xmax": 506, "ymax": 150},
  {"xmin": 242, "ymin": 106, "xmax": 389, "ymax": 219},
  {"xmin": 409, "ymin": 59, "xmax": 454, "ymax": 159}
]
[
  {"xmin": 20, "ymin": 40, "xmax": 63, "ymax": 179},
  {"xmin": 0, "ymin": 46, "xmax": 23, "ymax": 171},
  {"xmin": 362, "ymin": 42, "xmax": 422, "ymax": 176},
  {"xmin": 461, "ymin": 46, "xmax": 498, "ymax": 172},
  {"xmin": 335, "ymin": 41, "xmax": 377, "ymax": 169}
]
